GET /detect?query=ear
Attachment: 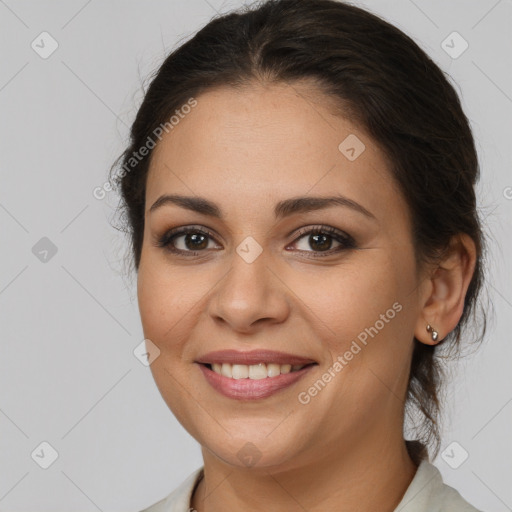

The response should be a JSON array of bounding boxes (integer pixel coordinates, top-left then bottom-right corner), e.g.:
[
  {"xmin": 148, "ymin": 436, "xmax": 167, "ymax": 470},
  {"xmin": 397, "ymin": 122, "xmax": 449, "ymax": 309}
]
[{"xmin": 414, "ymin": 233, "xmax": 477, "ymax": 346}]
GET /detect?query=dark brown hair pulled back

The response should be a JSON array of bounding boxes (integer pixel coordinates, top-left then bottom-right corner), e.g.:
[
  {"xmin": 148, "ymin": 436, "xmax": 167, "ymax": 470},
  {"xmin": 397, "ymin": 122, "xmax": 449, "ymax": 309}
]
[{"xmin": 109, "ymin": 0, "xmax": 489, "ymax": 465}]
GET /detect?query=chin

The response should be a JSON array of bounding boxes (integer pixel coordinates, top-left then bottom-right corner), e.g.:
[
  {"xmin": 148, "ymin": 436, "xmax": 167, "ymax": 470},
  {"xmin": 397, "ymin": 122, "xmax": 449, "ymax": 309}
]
[
  {"xmin": 190, "ymin": 421, "xmax": 313, "ymax": 470},
  {"xmin": 203, "ymin": 438, "xmax": 302, "ymax": 470}
]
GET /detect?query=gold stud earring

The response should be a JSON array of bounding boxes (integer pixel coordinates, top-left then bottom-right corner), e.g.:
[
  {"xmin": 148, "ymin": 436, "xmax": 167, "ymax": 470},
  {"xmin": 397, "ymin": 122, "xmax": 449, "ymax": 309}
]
[{"xmin": 426, "ymin": 324, "xmax": 439, "ymax": 342}]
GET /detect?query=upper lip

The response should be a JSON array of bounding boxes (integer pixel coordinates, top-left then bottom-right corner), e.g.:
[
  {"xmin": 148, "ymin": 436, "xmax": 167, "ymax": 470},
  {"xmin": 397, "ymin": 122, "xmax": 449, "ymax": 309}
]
[{"xmin": 195, "ymin": 349, "xmax": 317, "ymax": 366}]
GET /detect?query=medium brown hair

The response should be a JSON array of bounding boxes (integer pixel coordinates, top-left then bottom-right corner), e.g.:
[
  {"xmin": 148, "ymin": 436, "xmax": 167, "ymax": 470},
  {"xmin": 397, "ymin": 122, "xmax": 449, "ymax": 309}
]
[{"xmin": 109, "ymin": 0, "xmax": 489, "ymax": 464}]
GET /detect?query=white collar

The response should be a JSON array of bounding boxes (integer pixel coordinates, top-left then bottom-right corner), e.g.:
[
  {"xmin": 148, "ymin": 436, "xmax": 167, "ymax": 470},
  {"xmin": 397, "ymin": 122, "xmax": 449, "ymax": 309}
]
[{"xmin": 141, "ymin": 458, "xmax": 481, "ymax": 512}]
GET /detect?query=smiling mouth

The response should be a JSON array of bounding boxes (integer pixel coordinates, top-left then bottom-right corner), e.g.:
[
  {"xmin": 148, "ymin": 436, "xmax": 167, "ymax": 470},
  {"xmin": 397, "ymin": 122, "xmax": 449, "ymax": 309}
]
[
  {"xmin": 198, "ymin": 360, "xmax": 317, "ymax": 400},
  {"xmin": 202, "ymin": 362, "xmax": 316, "ymax": 379}
]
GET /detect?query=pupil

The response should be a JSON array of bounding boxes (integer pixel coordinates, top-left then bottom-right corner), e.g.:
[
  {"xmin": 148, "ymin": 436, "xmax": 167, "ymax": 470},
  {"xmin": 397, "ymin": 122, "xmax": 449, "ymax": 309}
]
[
  {"xmin": 310, "ymin": 233, "xmax": 331, "ymax": 251},
  {"xmin": 186, "ymin": 233, "xmax": 208, "ymax": 250}
]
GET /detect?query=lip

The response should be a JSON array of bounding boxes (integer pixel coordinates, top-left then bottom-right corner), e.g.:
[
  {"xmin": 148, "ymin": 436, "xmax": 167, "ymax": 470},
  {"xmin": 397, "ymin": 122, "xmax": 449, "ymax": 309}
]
[
  {"xmin": 195, "ymin": 349, "xmax": 317, "ymax": 366},
  {"xmin": 197, "ymin": 362, "xmax": 316, "ymax": 400}
]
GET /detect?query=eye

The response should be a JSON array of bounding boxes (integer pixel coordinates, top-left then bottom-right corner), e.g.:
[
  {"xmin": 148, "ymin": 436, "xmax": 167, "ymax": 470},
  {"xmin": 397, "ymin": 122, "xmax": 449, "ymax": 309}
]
[
  {"xmin": 155, "ymin": 226, "xmax": 221, "ymax": 256},
  {"xmin": 287, "ymin": 225, "xmax": 356, "ymax": 257},
  {"xmin": 155, "ymin": 224, "xmax": 356, "ymax": 258}
]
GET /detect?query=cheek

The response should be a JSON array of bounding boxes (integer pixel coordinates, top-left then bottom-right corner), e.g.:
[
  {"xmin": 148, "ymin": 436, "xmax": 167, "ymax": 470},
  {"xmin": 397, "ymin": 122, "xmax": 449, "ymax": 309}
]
[
  {"xmin": 136, "ymin": 257, "xmax": 210, "ymax": 351},
  {"xmin": 295, "ymin": 256, "xmax": 415, "ymax": 416},
  {"xmin": 137, "ymin": 259, "xmax": 178, "ymax": 341},
  {"xmin": 291, "ymin": 256, "xmax": 403, "ymax": 332},
  {"xmin": 291, "ymin": 250, "xmax": 417, "ymax": 374}
]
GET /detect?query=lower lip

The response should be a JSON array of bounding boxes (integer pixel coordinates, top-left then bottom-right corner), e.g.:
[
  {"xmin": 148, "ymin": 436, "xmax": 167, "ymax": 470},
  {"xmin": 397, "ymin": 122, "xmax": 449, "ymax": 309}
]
[{"xmin": 197, "ymin": 363, "xmax": 316, "ymax": 400}]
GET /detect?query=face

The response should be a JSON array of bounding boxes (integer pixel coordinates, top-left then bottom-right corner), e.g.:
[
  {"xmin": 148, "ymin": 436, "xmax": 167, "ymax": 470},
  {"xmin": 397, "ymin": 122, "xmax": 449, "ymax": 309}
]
[{"xmin": 137, "ymin": 82, "xmax": 426, "ymax": 471}]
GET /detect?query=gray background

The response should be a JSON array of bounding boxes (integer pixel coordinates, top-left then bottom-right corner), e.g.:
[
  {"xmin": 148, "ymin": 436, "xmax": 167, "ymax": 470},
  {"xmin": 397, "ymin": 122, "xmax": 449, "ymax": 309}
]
[{"xmin": 0, "ymin": 0, "xmax": 510, "ymax": 511}]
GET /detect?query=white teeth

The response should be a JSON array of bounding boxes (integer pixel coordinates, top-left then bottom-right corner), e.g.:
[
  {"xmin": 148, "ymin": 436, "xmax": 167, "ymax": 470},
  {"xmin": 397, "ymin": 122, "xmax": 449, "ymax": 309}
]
[
  {"xmin": 281, "ymin": 364, "xmax": 292, "ymax": 374},
  {"xmin": 249, "ymin": 363, "xmax": 268, "ymax": 380},
  {"xmin": 208, "ymin": 362, "xmax": 306, "ymax": 379},
  {"xmin": 221, "ymin": 363, "xmax": 232, "ymax": 378},
  {"xmin": 232, "ymin": 364, "xmax": 249, "ymax": 379},
  {"xmin": 267, "ymin": 363, "xmax": 281, "ymax": 377}
]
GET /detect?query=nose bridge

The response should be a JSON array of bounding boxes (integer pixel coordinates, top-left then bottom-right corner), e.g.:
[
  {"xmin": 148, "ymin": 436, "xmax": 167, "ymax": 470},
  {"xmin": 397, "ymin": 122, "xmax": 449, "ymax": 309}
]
[{"xmin": 208, "ymin": 239, "xmax": 289, "ymax": 330}]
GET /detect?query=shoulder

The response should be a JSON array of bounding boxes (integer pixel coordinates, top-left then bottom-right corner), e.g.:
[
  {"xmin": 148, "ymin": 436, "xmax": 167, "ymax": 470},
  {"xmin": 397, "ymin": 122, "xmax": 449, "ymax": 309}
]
[
  {"xmin": 139, "ymin": 467, "xmax": 204, "ymax": 512},
  {"xmin": 394, "ymin": 459, "xmax": 483, "ymax": 512}
]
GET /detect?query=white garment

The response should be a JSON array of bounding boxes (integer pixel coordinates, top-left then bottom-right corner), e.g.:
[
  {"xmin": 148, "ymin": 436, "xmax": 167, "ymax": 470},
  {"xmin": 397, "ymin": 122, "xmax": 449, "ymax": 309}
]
[{"xmin": 140, "ymin": 458, "xmax": 482, "ymax": 512}]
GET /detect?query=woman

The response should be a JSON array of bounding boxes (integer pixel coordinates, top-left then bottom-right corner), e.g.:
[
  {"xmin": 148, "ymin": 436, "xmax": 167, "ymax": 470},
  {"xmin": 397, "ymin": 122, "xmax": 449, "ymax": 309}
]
[{"xmin": 110, "ymin": 0, "xmax": 487, "ymax": 510}]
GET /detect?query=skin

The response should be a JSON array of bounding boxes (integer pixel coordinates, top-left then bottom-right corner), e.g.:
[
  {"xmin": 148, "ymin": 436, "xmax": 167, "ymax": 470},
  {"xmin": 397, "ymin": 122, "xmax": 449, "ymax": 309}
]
[{"xmin": 136, "ymin": 81, "xmax": 476, "ymax": 511}]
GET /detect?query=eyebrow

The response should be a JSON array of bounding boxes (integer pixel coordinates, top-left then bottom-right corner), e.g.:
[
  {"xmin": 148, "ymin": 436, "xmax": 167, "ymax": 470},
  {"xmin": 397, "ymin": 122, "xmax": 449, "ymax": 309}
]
[{"xmin": 148, "ymin": 194, "xmax": 376, "ymax": 220}]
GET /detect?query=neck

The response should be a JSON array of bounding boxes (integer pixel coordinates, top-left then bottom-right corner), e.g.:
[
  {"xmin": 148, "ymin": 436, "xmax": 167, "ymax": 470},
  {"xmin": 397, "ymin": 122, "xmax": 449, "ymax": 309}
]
[{"xmin": 191, "ymin": 430, "xmax": 418, "ymax": 512}]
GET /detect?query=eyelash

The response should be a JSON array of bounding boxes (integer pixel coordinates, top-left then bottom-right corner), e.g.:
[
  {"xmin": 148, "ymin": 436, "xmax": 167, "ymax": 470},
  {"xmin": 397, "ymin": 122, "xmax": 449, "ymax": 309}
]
[{"xmin": 155, "ymin": 225, "xmax": 356, "ymax": 258}]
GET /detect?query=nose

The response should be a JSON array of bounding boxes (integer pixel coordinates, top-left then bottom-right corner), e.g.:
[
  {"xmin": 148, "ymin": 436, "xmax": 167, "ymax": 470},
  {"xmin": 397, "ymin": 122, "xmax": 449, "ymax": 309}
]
[{"xmin": 206, "ymin": 246, "xmax": 291, "ymax": 334}]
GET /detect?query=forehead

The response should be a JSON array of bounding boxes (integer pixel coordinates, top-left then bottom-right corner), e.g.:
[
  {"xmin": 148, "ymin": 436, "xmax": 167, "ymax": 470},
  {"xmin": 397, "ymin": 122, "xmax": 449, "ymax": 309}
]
[{"xmin": 145, "ymin": 82, "xmax": 405, "ymax": 223}]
